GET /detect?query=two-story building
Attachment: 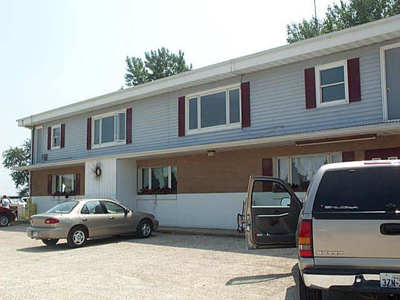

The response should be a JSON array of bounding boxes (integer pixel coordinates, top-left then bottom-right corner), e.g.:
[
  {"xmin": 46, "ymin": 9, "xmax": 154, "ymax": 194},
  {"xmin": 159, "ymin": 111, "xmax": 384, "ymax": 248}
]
[{"xmin": 16, "ymin": 15, "xmax": 400, "ymax": 229}]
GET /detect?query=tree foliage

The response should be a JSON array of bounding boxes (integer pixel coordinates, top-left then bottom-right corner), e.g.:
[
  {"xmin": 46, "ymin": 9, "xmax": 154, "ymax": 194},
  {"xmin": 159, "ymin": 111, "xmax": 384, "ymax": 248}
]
[
  {"xmin": 125, "ymin": 47, "xmax": 192, "ymax": 87},
  {"xmin": 287, "ymin": 0, "xmax": 400, "ymax": 43},
  {"xmin": 2, "ymin": 139, "xmax": 31, "ymax": 196}
]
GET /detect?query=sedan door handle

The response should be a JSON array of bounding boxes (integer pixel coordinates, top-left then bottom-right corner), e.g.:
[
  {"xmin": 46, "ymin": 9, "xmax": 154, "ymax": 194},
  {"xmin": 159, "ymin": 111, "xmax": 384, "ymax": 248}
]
[
  {"xmin": 110, "ymin": 216, "xmax": 115, "ymax": 220},
  {"xmin": 381, "ymin": 223, "xmax": 400, "ymax": 235},
  {"xmin": 82, "ymin": 218, "xmax": 87, "ymax": 222}
]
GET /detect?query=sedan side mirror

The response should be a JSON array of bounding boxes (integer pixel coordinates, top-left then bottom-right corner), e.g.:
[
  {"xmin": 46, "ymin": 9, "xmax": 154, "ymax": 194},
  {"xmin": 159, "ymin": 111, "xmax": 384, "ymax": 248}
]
[{"xmin": 124, "ymin": 209, "xmax": 130, "ymax": 214}]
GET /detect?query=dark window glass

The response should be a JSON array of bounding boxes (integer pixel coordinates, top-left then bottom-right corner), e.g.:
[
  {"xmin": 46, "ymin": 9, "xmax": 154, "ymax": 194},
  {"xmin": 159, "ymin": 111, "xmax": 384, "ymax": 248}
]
[
  {"xmin": 201, "ymin": 91, "xmax": 226, "ymax": 128},
  {"xmin": 83, "ymin": 201, "xmax": 105, "ymax": 214},
  {"xmin": 101, "ymin": 116, "xmax": 115, "ymax": 143},
  {"xmin": 47, "ymin": 201, "xmax": 78, "ymax": 214},
  {"xmin": 320, "ymin": 66, "xmax": 344, "ymax": 85},
  {"xmin": 314, "ymin": 167, "xmax": 400, "ymax": 212},
  {"xmin": 151, "ymin": 167, "xmax": 168, "ymax": 190},
  {"xmin": 322, "ymin": 84, "xmax": 345, "ymax": 102},
  {"xmin": 94, "ymin": 119, "xmax": 100, "ymax": 144},
  {"xmin": 171, "ymin": 166, "xmax": 178, "ymax": 192},
  {"xmin": 189, "ymin": 98, "xmax": 198, "ymax": 130},
  {"xmin": 103, "ymin": 201, "xmax": 125, "ymax": 214},
  {"xmin": 229, "ymin": 89, "xmax": 240, "ymax": 123},
  {"xmin": 118, "ymin": 113, "xmax": 126, "ymax": 140}
]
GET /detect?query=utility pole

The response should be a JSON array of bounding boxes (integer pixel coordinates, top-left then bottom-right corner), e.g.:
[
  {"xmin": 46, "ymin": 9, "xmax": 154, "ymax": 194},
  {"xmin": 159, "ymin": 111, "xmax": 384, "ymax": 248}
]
[{"xmin": 314, "ymin": 0, "xmax": 320, "ymax": 35}]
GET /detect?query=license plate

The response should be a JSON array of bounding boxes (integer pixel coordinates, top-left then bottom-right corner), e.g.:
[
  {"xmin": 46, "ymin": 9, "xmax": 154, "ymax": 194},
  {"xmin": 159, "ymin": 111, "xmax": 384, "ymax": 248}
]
[
  {"xmin": 380, "ymin": 273, "xmax": 400, "ymax": 289},
  {"xmin": 32, "ymin": 232, "xmax": 38, "ymax": 238}
]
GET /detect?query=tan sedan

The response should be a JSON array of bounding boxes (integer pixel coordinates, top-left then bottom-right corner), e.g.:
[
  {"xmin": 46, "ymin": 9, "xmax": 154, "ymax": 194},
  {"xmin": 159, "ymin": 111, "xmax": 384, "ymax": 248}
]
[{"xmin": 27, "ymin": 199, "xmax": 159, "ymax": 248}]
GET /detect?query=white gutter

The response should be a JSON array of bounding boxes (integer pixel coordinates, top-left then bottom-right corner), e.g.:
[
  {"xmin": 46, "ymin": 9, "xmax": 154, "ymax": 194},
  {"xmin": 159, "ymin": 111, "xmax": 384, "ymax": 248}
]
[
  {"xmin": 14, "ymin": 121, "xmax": 400, "ymax": 171},
  {"xmin": 17, "ymin": 15, "xmax": 400, "ymax": 128}
]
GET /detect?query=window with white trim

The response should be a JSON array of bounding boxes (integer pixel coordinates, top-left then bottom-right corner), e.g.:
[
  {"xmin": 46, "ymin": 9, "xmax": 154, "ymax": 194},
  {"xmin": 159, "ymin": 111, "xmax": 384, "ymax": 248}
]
[
  {"xmin": 187, "ymin": 85, "xmax": 241, "ymax": 134},
  {"xmin": 93, "ymin": 111, "xmax": 126, "ymax": 147},
  {"xmin": 316, "ymin": 61, "xmax": 348, "ymax": 107},
  {"xmin": 138, "ymin": 166, "xmax": 177, "ymax": 194},
  {"xmin": 52, "ymin": 174, "xmax": 75, "ymax": 195},
  {"xmin": 52, "ymin": 125, "xmax": 61, "ymax": 149},
  {"xmin": 276, "ymin": 153, "xmax": 341, "ymax": 191}
]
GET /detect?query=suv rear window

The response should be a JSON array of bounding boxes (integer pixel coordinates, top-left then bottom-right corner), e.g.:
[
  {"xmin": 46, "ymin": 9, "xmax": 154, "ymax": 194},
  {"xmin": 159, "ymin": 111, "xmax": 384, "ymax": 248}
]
[{"xmin": 314, "ymin": 166, "xmax": 400, "ymax": 213}]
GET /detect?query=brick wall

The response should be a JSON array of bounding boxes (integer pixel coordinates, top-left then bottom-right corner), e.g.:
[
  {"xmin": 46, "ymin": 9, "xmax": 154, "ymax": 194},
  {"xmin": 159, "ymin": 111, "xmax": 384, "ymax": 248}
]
[
  {"xmin": 30, "ymin": 165, "xmax": 85, "ymax": 196},
  {"xmin": 137, "ymin": 134, "xmax": 400, "ymax": 194}
]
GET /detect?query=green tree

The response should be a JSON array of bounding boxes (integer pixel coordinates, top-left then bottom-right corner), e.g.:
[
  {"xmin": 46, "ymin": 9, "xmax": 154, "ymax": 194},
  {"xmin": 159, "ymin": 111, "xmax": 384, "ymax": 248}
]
[
  {"xmin": 287, "ymin": 0, "xmax": 400, "ymax": 43},
  {"xmin": 2, "ymin": 139, "xmax": 31, "ymax": 196},
  {"xmin": 125, "ymin": 47, "xmax": 192, "ymax": 87}
]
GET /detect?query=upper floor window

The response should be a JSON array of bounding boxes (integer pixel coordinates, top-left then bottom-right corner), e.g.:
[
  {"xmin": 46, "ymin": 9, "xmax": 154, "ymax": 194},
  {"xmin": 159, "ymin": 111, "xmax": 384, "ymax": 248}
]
[
  {"xmin": 186, "ymin": 85, "xmax": 241, "ymax": 134},
  {"xmin": 52, "ymin": 125, "xmax": 61, "ymax": 149},
  {"xmin": 315, "ymin": 61, "xmax": 348, "ymax": 107},
  {"xmin": 93, "ymin": 111, "xmax": 126, "ymax": 147},
  {"xmin": 276, "ymin": 153, "xmax": 341, "ymax": 191},
  {"xmin": 138, "ymin": 165, "xmax": 177, "ymax": 194}
]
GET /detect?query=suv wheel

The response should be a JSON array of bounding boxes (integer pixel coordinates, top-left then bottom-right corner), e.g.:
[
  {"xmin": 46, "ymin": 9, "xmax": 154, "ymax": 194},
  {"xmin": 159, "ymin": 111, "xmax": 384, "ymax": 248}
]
[{"xmin": 299, "ymin": 270, "xmax": 322, "ymax": 300}]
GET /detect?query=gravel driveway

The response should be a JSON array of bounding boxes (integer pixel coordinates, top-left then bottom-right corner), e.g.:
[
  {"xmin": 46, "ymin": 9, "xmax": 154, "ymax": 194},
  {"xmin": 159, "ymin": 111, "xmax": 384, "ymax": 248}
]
[{"xmin": 0, "ymin": 223, "xmax": 353, "ymax": 300}]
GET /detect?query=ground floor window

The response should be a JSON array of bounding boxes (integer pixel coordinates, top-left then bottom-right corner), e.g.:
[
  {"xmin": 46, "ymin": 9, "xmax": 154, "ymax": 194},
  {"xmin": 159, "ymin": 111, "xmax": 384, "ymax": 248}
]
[
  {"xmin": 52, "ymin": 174, "xmax": 75, "ymax": 196},
  {"xmin": 138, "ymin": 166, "xmax": 177, "ymax": 194},
  {"xmin": 276, "ymin": 153, "xmax": 341, "ymax": 191}
]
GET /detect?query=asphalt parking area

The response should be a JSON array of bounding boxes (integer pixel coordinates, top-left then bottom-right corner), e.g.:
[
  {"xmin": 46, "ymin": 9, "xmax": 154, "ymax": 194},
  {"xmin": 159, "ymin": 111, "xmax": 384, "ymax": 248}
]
[{"xmin": 1, "ymin": 223, "xmax": 359, "ymax": 300}]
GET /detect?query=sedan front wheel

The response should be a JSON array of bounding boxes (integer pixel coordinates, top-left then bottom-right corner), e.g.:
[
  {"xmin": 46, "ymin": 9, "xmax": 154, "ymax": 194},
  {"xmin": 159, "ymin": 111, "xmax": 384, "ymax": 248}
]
[{"xmin": 137, "ymin": 220, "xmax": 152, "ymax": 238}]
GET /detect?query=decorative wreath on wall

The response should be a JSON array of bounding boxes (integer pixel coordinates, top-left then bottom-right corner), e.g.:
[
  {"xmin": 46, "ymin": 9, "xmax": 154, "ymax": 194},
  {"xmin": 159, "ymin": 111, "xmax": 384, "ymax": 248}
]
[{"xmin": 92, "ymin": 162, "xmax": 102, "ymax": 180}]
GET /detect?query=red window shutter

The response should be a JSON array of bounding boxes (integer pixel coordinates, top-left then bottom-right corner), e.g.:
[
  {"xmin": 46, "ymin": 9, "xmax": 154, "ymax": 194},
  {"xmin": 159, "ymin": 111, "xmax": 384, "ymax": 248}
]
[
  {"xmin": 262, "ymin": 158, "xmax": 273, "ymax": 191},
  {"xmin": 304, "ymin": 67, "xmax": 316, "ymax": 109},
  {"xmin": 60, "ymin": 124, "xmax": 65, "ymax": 148},
  {"xmin": 241, "ymin": 82, "xmax": 251, "ymax": 128},
  {"xmin": 47, "ymin": 127, "xmax": 51, "ymax": 150},
  {"xmin": 347, "ymin": 58, "xmax": 361, "ymax": 103},
  {"xmin": 178, "ymin": 96, "xmax": 185, "ymax": 137},
  {"xmin": 126, "ymin": 108, "xmax": 132, "ymax": 144},
  {"xmin": 342, "ymin": 151, "xmax": 355, "ymax": 162},
  {"xmin": 262, "ymin": 158, "xmax": 273, "ymax": 176},
  {"xmin": 75, "ymin": 174, "xmax": 81, "ymax": 195},
  {"xmin": 87, "ymin": 118, "xmax": 92, "ymax": 150},
  {"xmin": 47, "ymin": 175, "xmax": 52, "ymax": 195}
]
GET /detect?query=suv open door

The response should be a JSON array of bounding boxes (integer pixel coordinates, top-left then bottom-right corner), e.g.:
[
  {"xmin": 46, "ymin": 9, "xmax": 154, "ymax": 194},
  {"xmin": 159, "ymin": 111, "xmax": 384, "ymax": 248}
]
[{"xmin": 243, "ymin": 176, "xmax": 302, "ymax": 249}]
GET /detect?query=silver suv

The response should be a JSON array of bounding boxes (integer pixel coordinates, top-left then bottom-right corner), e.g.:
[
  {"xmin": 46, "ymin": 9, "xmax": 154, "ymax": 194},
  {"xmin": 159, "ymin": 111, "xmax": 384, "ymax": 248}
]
[{"xmin": 241, "ymin": 161, "xmax": 400, "ymax": 299}]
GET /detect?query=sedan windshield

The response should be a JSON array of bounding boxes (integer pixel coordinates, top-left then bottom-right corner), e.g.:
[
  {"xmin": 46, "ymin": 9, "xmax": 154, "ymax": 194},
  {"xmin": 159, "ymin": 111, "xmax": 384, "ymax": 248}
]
[{"xmin": 47, "ymin": 201, "xmax": 78, "ymax": 214}]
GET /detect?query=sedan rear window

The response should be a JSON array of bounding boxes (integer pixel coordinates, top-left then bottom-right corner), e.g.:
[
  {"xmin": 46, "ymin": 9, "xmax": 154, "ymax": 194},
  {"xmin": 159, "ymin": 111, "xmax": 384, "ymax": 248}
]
[
  {"xmin": 47, "ymin": 201, "xmax": 78, "ymax": 214},
  {"xmin": 314, "ymin": 167, "xmax": 400, "ymax": 212}
]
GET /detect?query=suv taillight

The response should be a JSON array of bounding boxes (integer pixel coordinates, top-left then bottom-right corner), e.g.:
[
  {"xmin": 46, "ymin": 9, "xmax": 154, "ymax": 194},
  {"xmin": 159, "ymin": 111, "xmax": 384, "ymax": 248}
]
[
  {"xmin": 45, "ymin": 218, "xmax": 59, "ymax": 224},
  {"xmin": 298, "ymin": 219, "xmax": 313, "ymax": 258}
]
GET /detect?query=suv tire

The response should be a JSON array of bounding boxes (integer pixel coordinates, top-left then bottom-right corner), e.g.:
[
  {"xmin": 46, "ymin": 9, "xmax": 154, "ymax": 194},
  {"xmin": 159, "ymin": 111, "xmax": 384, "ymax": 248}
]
[{"xmin": 299, "ymin": 270, "xmax": 322, "ymax": 300}]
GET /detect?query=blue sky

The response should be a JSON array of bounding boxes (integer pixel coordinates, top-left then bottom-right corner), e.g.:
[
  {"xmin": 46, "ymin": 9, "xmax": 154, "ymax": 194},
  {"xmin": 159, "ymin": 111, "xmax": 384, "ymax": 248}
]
[{"xmin": 0, "ymin": 0, "xmax": 334, "ymax": 195}]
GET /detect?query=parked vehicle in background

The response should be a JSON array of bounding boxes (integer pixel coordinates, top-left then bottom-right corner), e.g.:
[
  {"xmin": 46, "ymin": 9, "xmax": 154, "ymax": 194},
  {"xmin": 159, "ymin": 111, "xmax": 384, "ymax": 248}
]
[
  {"xmin": 241, "ymin": 160, "xmax": 400, "ymax": 300},
  {"xmin": 0, "ymin": 207, "xmax": 16, "ymax": 227},
  {"xmin": 27, "ymin": 199, "xmax": 159, "ymax": 248}
]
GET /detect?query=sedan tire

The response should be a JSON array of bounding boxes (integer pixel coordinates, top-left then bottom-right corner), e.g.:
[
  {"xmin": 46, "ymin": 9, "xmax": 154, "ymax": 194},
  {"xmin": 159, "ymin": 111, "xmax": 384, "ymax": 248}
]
[
  {"xmin": 137, "ymin": 219, "xmax": 152, "ymax": 238},
  {"xmin": 0, "ymin": 214, "xmax": 9, "ymax": 227},
  {"xmin": 67, "ymin": 226, "xmax": 88, "ymax": 248},
  {"xmin": 42, "ymin": 239, "xmax": 59, "ymax": 246}
]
